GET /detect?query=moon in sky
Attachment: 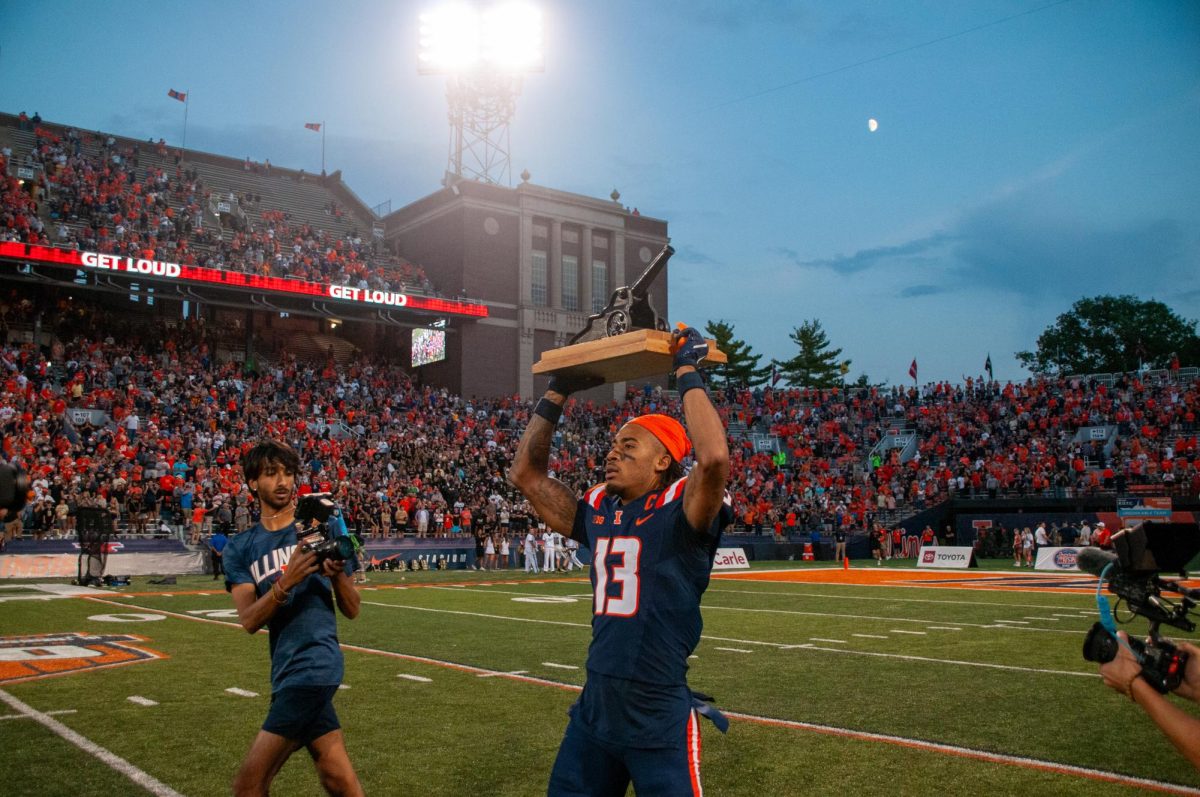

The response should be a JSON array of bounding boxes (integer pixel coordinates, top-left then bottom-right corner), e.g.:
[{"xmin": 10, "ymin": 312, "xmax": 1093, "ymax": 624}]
[{"xmin": 868, "ymin": 118, "xmax": 879, "ymax": 132}]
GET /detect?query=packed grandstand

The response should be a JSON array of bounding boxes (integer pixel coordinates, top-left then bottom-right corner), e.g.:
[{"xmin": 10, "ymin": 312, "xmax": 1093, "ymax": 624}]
[{"xmin": 1, "ymin": 111, "xmax": 1198, "ymax": 554}]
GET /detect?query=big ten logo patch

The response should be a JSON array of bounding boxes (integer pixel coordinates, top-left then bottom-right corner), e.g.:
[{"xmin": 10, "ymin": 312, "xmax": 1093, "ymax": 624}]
[{"xmin": 0, "ymin": 633, "xmax": 166, "ymax": 683}]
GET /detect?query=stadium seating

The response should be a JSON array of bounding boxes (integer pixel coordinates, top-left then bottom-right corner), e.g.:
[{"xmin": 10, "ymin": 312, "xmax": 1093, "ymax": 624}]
[
  {"xmin": 1, "ymin": 295, "xmax": 1196, "ymax": 550},
  {"xmin": 0, "ymin": 112, "xmax": 437, "ymax": 297}
]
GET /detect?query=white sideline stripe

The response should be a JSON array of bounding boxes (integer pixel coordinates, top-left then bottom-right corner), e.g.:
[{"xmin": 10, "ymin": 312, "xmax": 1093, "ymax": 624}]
[
  {"xmin": 127, "ymin": 696, "xmax": 158, "ymax": 707},
  {"xmin": 88, "ymin": 595, "xmax": 1094, "ymax": 680},
  {"xmin": 701, "ymin": 604, "xmax": 1078, "ymax": 635},
  {"xmin": 225, "ymin": 688, "xmax": 258, "ymax": 698},
  {"xmin": 0, "ymin": 688, "xmax": 184, "ymax": 797},
  {"xmin": 802, "ymin": 644, "xmax": 1090, "ymax": 677},
  {"xmin": 1024, "ymin": 617, "xmax": 1060, "ymax": 621},
  {"xmin": 995, "ymin": 620, "xmax": 1029, "ymax": 625},
  {"xmin": 397, "ymin": 674, "xmax": 432, "ymax": 683},
  {"xmin": 852, "ymin": 634, "xmax": 889, "ymax": 640},
  {"xmin": 809, "ymin": 638, "xmax": 847, "ymax": 644},
  {"xmin": 927, "ymin": 626, "xmax": 963, "ymax": 631},
  {"xmin": 714, "ymin": 647, "xmax": 753, "ymax": 653},
  {"xmin": 890, "ymin": 630, "xmax": 926, "ymax": 636},
  {"xmin": 78, "ymin": 599, "xmax": 1177, "ymax": 792},
  {"xmin": 706, "ymin": 586, "xmax": 1096, "ymax": 612},
  {"xmin": 477, "ymin": 670, "xmax": 528, "ymax": 678},
  {"xmin": 721, "ymin": 706, "xmax": 1200, "ymax": 796},
  {"xmin": 360, "ymin": 600, "xmax": 1094, "ymax": 677},
  {"xmin": 0, "ymin": 709, "xmax": 77, "ymax": 721},
  {"xmin": 430, "ymin": 585, "xmax": 582, "ymax": 599},
  {"xmin": 541, "ymin": 662, "xmax": 578, "ymax": 670}
]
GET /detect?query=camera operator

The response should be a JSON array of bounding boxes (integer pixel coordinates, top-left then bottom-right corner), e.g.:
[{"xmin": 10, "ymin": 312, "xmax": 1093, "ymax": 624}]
[
  {"xmin": 222, "ymin": 440, "xmax": 363, "ymax": 796},
  {"xmin": 1099, "ymin": 631, "xmax": 1200, "ymax": 768}
]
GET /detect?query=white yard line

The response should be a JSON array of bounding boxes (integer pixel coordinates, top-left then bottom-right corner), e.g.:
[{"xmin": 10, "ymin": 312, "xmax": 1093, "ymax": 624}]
[
  {"xmin": 706, "ymin": 586, "xmax": 1095, "ymax": 612},
  {"xmin": 224, "ymin": 688, "xmax": 258, "ymax": 698},
  {"xmin": 852, "ymin": 634, "xmax": 889, "ymax": 640},
  {"xmin": 84, "ymin": 596, "xmax": 1098, "ymax": 693},
  {"xmin": 889, "ymin": 630, "xmax": 927, "ymax": 636},
  {"xmin": 926, "ymin": 626, "xmax": 963, "ymax": 631},
  {"xmin": 809, "ymin": 638, "xmax": 847, "ymax": 644},
  {"xmin": 713, "ymin": 647, "xmax": 753, "ymax": 653},
  {"xmin": 69, "ymin": 597, "xmax": 1166, "ymax": 792},
  {"xmin": 126, "ymin": 696, "xmax": 158, "ymax": 707},
  {"xmin": 397, "ymin": 674, "xmax": 432, "ymax": 683},
  {"xmin": 541, "ymin": 662, "xmax": 579, "ymax": 670},
  {"xmin": 0, "ymin": 689, "xmax": 184, "ymax": 797},
  {"xmin": 701, "ymin": 604, "xmax": 1078, "ymax": 635}
]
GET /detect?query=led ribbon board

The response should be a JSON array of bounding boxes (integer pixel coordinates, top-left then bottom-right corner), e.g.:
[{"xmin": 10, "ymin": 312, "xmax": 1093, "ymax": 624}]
[{"xmin": 0, "ymin": 242, "xmax": 488, "ymax": 319}]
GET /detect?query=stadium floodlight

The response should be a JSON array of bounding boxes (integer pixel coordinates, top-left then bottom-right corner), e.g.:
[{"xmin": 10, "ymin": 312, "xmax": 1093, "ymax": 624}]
[
  {"xmin": 418, "ymin": 2, "xmax": 544, "ymax": 75},
  {"xmin": 418, "ymin": 2, "xmax": 543, "ymax": 185}
]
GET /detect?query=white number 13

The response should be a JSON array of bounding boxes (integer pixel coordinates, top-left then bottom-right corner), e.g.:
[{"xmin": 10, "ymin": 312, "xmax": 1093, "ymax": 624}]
[{"xmin": 593, "ymin": 536, "xmax": 642, "ymax": 617}]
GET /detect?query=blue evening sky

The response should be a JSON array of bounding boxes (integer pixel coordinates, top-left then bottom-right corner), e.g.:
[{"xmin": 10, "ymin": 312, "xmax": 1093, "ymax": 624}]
[{"xmin": 2, "ymin": 0, "xmax": 1197, "ymax": 384}]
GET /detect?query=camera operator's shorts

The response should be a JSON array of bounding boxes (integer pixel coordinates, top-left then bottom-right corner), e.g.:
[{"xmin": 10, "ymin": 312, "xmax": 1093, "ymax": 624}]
[{"xmin": 262, "ymin": 685, "xmax": 341, "ymax": 745}]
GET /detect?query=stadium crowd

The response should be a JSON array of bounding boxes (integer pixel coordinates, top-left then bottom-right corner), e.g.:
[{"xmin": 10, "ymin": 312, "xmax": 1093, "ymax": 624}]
[
  {"xmin": 1, "ymin": 294, "xmax": 1197, "ymax": 552},
  {"xmin": 0, "ymin": 124, "xmax": 437, "ymax": 296}
]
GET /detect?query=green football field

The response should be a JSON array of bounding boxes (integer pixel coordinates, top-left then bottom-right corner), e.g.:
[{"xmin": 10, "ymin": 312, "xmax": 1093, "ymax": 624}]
[{"xmin": 1, "ymin": 562, "xmax": 1198, "ymax": 796}]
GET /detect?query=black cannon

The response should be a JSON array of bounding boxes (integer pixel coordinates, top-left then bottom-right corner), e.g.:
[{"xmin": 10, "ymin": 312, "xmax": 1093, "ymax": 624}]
[{"xmin": 568, "ymin": 244, "xmax": 674, "ymax": 345}]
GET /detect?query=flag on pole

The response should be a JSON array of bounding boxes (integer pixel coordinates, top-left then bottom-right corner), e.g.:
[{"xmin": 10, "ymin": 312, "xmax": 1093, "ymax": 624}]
[
  {"xmin": 908, "ymin": 358, "xmax": 918, "ymax": 382},
  {"xmin": 770, "ymin": 365, "xmax": 781, "ymax": 387},
  {"xmin": 304, "ymin": 122, "xmax": 322, "ymax": 132},
  {"xmin": 984, "ymin": 353, "xmax": 993, "ymax": 380},
  {"xmin": 167, "ymin": 89, "xmax": 187, "ymax": 102}
]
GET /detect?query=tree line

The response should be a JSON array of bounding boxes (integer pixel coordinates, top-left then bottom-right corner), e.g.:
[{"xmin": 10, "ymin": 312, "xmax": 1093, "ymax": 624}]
[{"xmin": 704, "ymin": 295, "xmax": 1200, "ymax": 389}]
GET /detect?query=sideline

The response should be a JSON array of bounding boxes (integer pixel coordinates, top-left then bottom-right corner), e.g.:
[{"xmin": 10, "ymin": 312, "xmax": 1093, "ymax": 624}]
[
  {"xmin": 0, "ymin": 688, "xmax": 185, "ymax": 797},
  {"xmin": 64, "ymin": 597, "xmax": 1200, "ymax": 795}
]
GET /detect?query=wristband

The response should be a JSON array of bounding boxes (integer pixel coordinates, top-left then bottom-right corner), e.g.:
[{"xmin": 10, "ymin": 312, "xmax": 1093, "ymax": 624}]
[
  {"xmin": 271, "ymin": 581, "xmax": 289, "ymax": 605},
  {"xmin": 676, "ymin": 370, "xmax": 707, "ymax": 398},
  {"xmin": 1125, "ymin": 670, "xmax": 1143, "ymax": 702},
  {"xmin": 533, "ymin": 397, "xmax": 564, "ymax": 425}
]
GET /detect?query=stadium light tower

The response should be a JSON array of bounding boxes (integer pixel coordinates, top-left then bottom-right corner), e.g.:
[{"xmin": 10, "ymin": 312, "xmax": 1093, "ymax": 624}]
[{"xmin": 419, "ymin": 2, "xmax": 544, "ymax": 186}]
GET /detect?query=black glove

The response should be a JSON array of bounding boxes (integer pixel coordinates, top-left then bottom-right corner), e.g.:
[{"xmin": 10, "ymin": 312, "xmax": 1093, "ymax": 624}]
[
  {"xmin": 672, "ymin": 326, "xmax": 709, "ymax": 371},
  {"xmin": 548, "ymin": 372, "xmax": 604, "ymax": 396}
]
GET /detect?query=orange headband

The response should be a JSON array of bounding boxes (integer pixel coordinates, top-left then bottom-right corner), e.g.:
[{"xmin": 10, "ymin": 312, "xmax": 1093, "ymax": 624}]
[{"xmin": 627, "ymin": 414, "xmax": 691, "ymax": 462}]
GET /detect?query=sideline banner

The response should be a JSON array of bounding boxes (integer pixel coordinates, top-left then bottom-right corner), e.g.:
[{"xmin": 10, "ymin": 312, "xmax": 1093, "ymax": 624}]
[
  {"xmin": 0, "ymin": 552, "xmax": 207, "ymax": 579},
  {"xmin": 1035, "ymin": 546, "xmax": 1081, "ymax": 571},
  {"xmin": 917, "ymin": 546, "xmax": 977, "ymax": 569},
  {"xmin": 713, "ymin": 547, "xmax": 750, "ymax": 570}
]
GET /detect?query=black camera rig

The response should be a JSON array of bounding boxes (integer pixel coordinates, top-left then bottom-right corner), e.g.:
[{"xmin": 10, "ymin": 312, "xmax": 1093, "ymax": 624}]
[
  {"xmin": 1080, "ymin": 522, "xmax": 1200, "ymax": 693},
  {"xmin": 294, "ymin": 493, "xmax": 356, "ymax": 563}
]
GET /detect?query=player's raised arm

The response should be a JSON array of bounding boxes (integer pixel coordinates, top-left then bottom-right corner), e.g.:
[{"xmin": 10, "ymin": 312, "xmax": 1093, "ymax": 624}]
[
  {"xmin": 508, "ymin": 375, "xmax": 600, "ymax": 535},
  {"xmin": 672, "ymin": 326, "xmax": 730, "ymax": 533}
]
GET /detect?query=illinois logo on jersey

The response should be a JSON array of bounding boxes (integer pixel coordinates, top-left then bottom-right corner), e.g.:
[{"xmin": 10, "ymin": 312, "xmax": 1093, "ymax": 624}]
[{"xmin": 0, "ymin": 632, "xmax": 166, "ymax": 684}]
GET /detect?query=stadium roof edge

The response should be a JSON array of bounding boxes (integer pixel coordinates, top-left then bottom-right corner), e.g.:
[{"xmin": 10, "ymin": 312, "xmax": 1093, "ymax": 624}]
[{"xmin": 382, "ymin": 178, "xmax": 667, "ymax": 233}]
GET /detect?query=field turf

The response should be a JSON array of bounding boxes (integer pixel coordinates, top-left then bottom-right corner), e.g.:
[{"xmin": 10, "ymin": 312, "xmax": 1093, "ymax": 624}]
[{"xmin": 1, "ymin": 560, "xmax": 1198, "ymax": 796}]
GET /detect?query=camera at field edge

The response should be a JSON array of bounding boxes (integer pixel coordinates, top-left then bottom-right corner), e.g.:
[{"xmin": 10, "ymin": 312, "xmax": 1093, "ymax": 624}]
[
  {"xmin": 1082, "ymin": 623, "xmax": 1189, "ymax": 693},
  {"xmin": 294, "ymin": 492, "xmax": 354, "ymax": 563}
]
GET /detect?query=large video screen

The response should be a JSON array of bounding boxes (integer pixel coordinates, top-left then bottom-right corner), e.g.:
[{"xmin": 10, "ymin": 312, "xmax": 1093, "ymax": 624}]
[{"xmin": 411, "ymin": 328, "xmax": 447, "ymax": 367}]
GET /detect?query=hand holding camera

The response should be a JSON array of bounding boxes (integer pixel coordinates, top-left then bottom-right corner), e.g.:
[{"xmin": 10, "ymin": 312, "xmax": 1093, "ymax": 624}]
[{"xmin": 294, "ymin": 493, "xmax": 356, "ymax": 564}]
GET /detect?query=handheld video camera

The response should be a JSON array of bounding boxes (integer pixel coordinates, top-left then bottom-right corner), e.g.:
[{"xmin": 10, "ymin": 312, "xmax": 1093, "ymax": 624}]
[
  {"xmin": 0, "ymin": 460, "xmax": 31, "ymax": 514},
  {"xmin": 294, "ymin": 493, "xmax": 356, "ymax": 564},
  {"xmin": 1079, "ymin": 522, "xmax": 1200, "ymax": 693}
]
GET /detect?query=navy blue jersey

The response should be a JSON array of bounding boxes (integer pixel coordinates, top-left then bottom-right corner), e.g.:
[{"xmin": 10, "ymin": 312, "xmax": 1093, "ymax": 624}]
[
  {"xmin": 571, "ymin": 477, "xmax": 731, "ymax": 686},
  {"xmin": 223, "ymin": 522, "xmax": 349, "ymax": 692}
]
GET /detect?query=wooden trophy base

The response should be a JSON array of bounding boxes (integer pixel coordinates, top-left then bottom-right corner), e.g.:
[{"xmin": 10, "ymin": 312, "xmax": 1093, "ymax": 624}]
[{"xmin": 532, "ymin": 329, "xmax": 727, "ymax": 384}]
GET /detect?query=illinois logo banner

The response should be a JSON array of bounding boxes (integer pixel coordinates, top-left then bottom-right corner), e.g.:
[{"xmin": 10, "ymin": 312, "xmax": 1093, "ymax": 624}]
[{"xmin": 0, "ymin": 633, "xmax": 166, "ymax": 684}]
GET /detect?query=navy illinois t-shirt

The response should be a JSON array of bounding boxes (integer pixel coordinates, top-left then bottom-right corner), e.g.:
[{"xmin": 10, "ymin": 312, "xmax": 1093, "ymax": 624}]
[{"xmin": 223, "ymin": 522, "xmax": 349, "ymax": 693}]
